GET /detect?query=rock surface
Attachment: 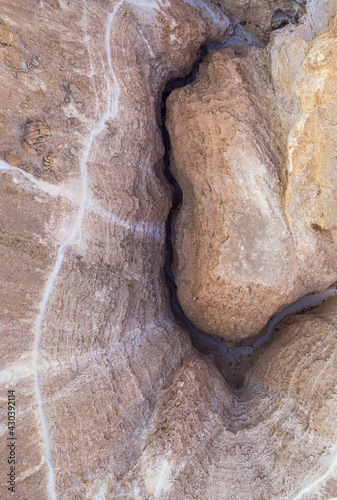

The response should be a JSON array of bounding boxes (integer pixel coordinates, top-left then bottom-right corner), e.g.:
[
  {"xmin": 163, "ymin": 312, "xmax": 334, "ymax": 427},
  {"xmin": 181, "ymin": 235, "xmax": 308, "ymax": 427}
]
[
  {"xmin": 167, "ymin": 0, "xmax": 337, "ymax": 342},
  {"xmin": 0, "ymin": 0, "xmax": 229, "ymax": 497},
  {"xmin": 114, "ymin": 295, "xmax": 337, "ymax": 499},
  {"xmin": 0, "ymin": 0, "xmax": 336, "ymax": 499},
  {"xmin": 215, "ymin": 0, "xmax": 306, "ymax": 40}
]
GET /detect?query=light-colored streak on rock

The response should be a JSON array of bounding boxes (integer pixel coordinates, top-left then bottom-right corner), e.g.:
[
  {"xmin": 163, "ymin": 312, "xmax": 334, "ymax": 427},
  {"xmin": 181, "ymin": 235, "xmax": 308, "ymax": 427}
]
[
  {"xmin": 34, "ymin": 244, "xmax": 65, "ymax": 500},
  {"xmin": 28, "ymin": 0, "xmax": 227, "ymax": 495},
  {"xmin": 0, "ymin": 159, "xmax": 62, "ymax": 197},
  {"xmin": 87, "ymin": 203, "xmax": 165, "ymax": 239},
  {"xmin": 182, "ymin": 0, "xmax": 230, "ymax": 30},
  {"xmin": 32, "ymin": 1, "xmax": 126, "ymax": 496},
  {"xmin": 292, "ymin": 451, "xmax": 337, "ymax": 499}
]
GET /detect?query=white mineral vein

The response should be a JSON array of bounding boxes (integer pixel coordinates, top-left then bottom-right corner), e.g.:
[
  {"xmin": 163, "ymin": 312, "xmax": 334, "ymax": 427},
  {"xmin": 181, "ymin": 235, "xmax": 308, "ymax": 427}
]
[{"xmin": 33, "ymin": 1, "xmax": 125, "ymax": 496}]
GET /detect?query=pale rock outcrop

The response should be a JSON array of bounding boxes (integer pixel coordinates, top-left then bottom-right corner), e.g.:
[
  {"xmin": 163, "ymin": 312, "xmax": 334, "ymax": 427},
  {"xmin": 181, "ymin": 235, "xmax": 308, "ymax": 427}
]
[{"xmin": 167, "ymin": 0, "xmax": 337, "ymax": 342}]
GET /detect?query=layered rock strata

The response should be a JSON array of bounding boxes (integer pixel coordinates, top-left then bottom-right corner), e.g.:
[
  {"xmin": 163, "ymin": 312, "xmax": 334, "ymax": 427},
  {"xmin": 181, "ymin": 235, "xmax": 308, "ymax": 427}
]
[{"xmin": 0, "ymin": 0, "xmax": 229, "ymax": 497}]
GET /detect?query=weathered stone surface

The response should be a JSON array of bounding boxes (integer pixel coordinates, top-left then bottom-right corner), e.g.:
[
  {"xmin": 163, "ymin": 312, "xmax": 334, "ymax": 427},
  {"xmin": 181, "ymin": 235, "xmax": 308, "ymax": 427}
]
[
  {"xmin": 23, "ymin": 120, "xmax": 51, "ymax": 151},
  {"xmin": 285, "ymin": 21, "xmax": 337, "ymax": 243},
  {"xmin": 113, "ymin": 296, "xmax": 337, "ymax": 499},
  {"xmin": 0, "ymin": 0, "xmax": 337, "ymax": 499},
  {"xmin": 215, "ymin": 0, "xmax": 306, "ymax": 40},
  {"xmin": 167, "ymin": 1, "xmax": 337, "ymax": 342},
  {"xmin": 0, "ymin": 20, "xmax": 22, "ymax": 70}
]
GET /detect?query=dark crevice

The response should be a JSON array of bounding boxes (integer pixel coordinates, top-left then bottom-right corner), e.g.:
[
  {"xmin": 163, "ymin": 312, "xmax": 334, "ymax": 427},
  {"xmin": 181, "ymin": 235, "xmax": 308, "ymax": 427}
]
[
  {"xmin": 271, "ymin": 1, "xmax": 307, "ymax": 31},
  {"xmin": 160, "ymin": 46, "xmax": 221, "ymax": 352},
  {"xmin": 159, "ymin": 45, "xmax": 252, "ymax": 388}
]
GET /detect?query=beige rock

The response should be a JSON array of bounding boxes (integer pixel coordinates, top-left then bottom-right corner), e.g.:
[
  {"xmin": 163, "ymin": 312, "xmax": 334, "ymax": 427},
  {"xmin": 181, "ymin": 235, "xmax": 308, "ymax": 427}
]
[{"xmin": 167, "ymin": 5, "xmax": 337, "ymax": 342}]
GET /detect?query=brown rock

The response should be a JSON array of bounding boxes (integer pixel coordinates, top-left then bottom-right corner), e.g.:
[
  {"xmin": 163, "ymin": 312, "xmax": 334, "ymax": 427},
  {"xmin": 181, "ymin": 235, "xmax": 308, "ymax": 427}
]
[
  {"xmin": 45, "ymin": 0, "xmax": 60, "ymax": 8},
  {"xmin": 0, "ymin": 0, "xmax": 229, "ymax": 497},
  {"xmin": 69, "ymin": 83, "xmax": 84, "ymax": 103},
  {"xmin": 0, "ymin": 0, "xmax": 337, "ymax": 499},
  {"xmin": 111, "ymin": 298, "xmax": 337, "ymax": 499},
  {"xmin": 23, "ymin": 120, "xmax": 51, "ymax": 151},
  {"xmin": 0, "ymin": 22, "xmax": 22, "ymax": 69},
  {"xmin": 1, "ymin": 45, "xmax": 21, "ymax": 69},
  {"xmin": 5, "ymin": 153, "xmax": 20, "ymax": 166},
  {"xmin": 0, "ymin": 22, "xmax": 14, "ymax": 46}
]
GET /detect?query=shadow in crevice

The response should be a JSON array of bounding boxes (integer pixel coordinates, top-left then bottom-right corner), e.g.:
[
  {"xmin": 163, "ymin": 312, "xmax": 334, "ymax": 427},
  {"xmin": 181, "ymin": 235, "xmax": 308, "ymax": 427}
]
[{"xmin": 161, "ymin": 44, "xmax": 207, "ymax": 290}]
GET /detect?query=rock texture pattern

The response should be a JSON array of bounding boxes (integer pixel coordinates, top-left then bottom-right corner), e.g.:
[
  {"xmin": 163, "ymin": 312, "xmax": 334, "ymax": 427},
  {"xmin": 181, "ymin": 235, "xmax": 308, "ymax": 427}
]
[
  {"xmin": 215, "ymin": 0, "xmax": 307, "ymax": 40},
  {"xmin": 0, "ymin": 0, "xmax": 336, "ymax": 499},
  {"xmin": 0, "ymin": 0, "xmax": 229, "ymax": 497}
]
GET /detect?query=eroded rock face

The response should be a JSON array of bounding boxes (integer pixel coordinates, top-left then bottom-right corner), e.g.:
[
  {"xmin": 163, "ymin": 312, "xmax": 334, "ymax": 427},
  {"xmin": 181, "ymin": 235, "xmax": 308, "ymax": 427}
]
[
  {"xmin": 0, "ymin": 0, "xmax": 337, "ymax": 499},
  {"xmin": 215, "ymin": 0, "xmax": 306, "ymax": 40},
  {"xmin": 113, "ymin": 295, "xmax": 337, "ymax": 499},
  {"xmin": 167, "ymin": 1, "xmax": 337, "ymax": 342},
  {"xmin": 285, "ymin": 23, "xmax": 337, "ymax": 243}
]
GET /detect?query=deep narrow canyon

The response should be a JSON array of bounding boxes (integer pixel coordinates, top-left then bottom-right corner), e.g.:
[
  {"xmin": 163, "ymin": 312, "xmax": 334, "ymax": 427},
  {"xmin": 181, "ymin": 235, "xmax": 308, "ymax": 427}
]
[{"xmin": 0, "ymin": 0, "xmax": 337, "ymax": 499}]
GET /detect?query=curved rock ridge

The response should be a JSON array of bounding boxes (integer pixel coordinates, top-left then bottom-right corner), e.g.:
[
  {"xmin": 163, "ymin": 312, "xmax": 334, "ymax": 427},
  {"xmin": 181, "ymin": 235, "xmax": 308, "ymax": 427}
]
[
  {"xmin": 0, "ymin": 0, "xmax": 337, "ymax": 499},
  {"xmin": 167, "ymin": 0, "xmax": 337, "ymax": 342},
  {"xmin": 113, "ymin": 295, "xmax": 337, "ymax": 499}
]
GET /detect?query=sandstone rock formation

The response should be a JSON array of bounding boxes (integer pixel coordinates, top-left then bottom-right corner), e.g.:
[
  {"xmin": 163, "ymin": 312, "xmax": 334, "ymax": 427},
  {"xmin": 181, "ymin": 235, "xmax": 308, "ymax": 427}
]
[
  {"xmin": 167, "ymin": 0, "xmax": 337, "ymax": 342},
  {"xmin": 0, "ymin": 0, "xmax": 336, "ymax": 499}
]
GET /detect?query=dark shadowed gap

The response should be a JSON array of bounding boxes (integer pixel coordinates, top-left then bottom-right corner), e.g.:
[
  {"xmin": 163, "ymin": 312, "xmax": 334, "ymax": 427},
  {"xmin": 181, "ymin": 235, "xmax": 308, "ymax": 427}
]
[
  {"xmin": 161, "ymin": 44, "xmax": 208, "ymax": 294},
  {"xmin": 159, "ymin": 44, "xmax": 250, "ymax": 388}
]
